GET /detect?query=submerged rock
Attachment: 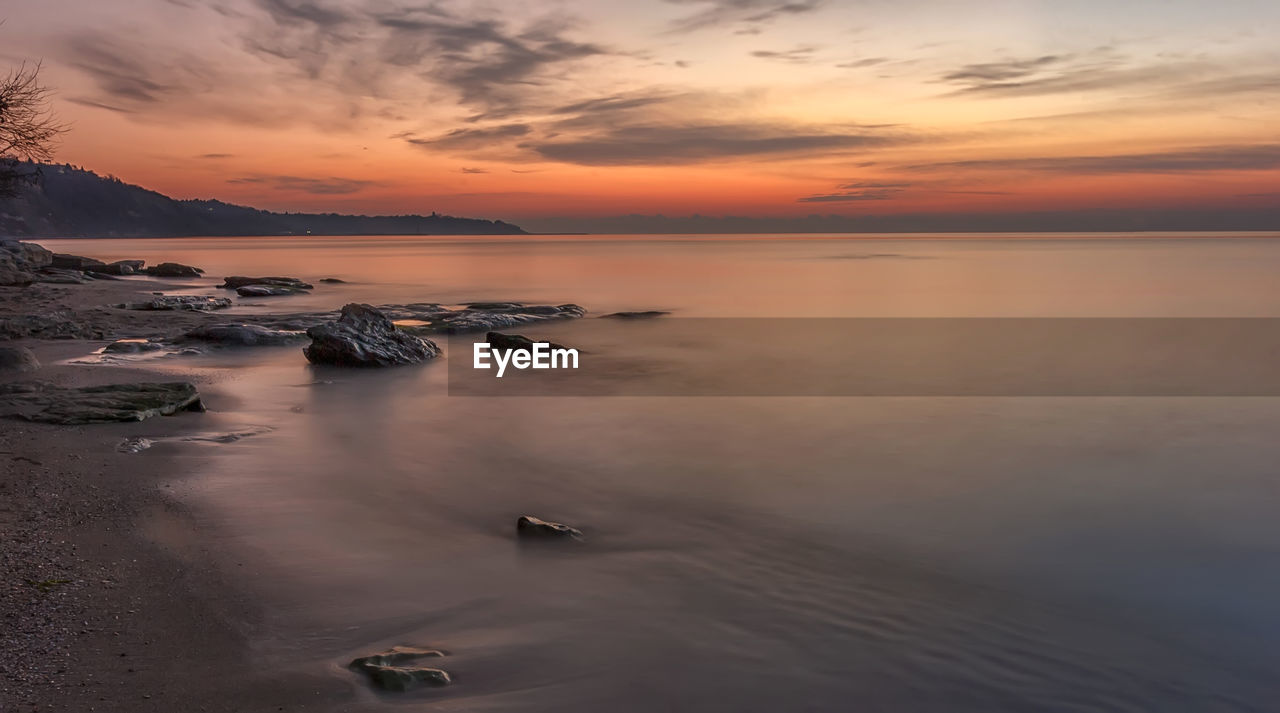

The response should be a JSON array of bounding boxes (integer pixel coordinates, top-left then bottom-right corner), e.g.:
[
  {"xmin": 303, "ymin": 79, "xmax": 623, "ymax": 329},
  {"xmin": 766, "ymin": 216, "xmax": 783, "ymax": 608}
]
[
  {"xmin": 432, "ymin": 303, "xmax": 586, "ymax": 334},
  {"xmin": 601, "ymin": 310, "xmax": 668, "ymax": 319},
  {"xmin": 116, "ymin": 436, "xmax": 155, "ymax": 454},
  {"xmin": 516, "ymin": 515, "xmax": 583, "ymax": 540},
  {"xmin": 103, "ymin": 339, "xmax": 165, "ymax": 354},
  {"xmin": 304, "ymin": 303, "xmax": 441, "ymax": 367},
  {"xmin": 114, "ymin": 295, "xmax": 232, "ymax": 312},
  {"xmin": 220, "ymin": 276, "xmax": 314, "ymax": 290},
  {"xmin": 485, "ymin": 331, "xmax": 571, "ymax": 353},
  {"xmin": 0, "ymin": 346, "xmax": 40, "ymax": 372},
  {"xmin": 236, "ymin": 284, "xmax": 307, "ymax": 297},
  {"xmin": 0, "ymin": 382, "xmax": 205, "ymax": 424},
  {"xmin": 185, "ymin": 323, "xmax": 307, "ymax": 347},
  {"xmin": 144, "ymin": 262, "xmax": 204, "ymax": 278},
  {"xmin": 319, "ymin": 277, "xmax": 347, "ymax": 284},
  {"xmin": 349, "ymin": 646, "xmax": 451, "ymax": 692}
]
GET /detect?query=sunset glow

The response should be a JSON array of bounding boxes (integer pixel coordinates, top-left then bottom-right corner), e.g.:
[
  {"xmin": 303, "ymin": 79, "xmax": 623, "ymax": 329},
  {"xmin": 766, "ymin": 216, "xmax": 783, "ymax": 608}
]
[{"xmin": 4, "ymin": 0, "xmax": 1279, "ymax": 231}]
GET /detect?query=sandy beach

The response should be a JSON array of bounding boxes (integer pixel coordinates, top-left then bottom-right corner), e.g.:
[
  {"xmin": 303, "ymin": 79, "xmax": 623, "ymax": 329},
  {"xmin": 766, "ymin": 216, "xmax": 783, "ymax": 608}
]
[{"xmin": 0, "ymin": 276, "xmax": 353, "ymax": 712}]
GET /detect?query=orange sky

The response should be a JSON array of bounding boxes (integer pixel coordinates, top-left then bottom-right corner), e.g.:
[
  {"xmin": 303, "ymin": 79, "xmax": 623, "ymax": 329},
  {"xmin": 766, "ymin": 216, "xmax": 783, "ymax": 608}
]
[{"xmin": 3, "ymin": 0, "xmax": 1279, "ymax": 231}]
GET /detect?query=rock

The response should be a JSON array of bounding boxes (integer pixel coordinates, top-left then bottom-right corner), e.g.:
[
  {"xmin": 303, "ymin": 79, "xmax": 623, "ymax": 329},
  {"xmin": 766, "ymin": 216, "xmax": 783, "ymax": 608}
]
[
  {"xmin": 0, "ymin": 240, "xmax": 54, "ymax": 269},
  {"xmin": 184, "ymin": 323, "xmax": 307, "ymax": 347},
  {"xmin": 50, "ymin": 253, "xmax": 107, "ymax": 271},
  {"xmin": 304, "ymin": 303, "xmax": 441, "ymax": 367},
  {"xmin": 35, "ymin": 267, "xmax": 92, "ymax": 284},
  {"xmin": 0, "ymin": 382, "xmax": 205, "ymax": 424},
  {"xmin": 319, "ymin": 277, "xmax": 347, "ymax": 283},
  {"xmin": 0, "ymin": 346, "xmax": 40, "ymax": 372},
  {"xmin": 114, "ymin": 295, "xmax": 232, "ymax": 311},
  {"xmin": 103, "ymin": 339, "xmax": 165, "ymax": 354},
  {"xmin": 96, "ymin": 259, "xmax": 145, "ymax": 276},
  {"xmin": 236, "ymin": 284, "xmax": 307, "ymax": 297},
  {"xmin": 349, "ymin": 647, "xmax": 451, "ymax": 692},
  {"xmin": 116, "ymin": 437, "xmax": 154, "ymax": 453},
  {"xmin": 602, "ymin": 311, "xmax": 668, "ymax": 319},
  {"xmin": 220, "ymin": 276, "xmax": 313, "ymax": 290},
  {"xmin": 144, "ymin": 262, "xmax": 204, "ymax": 277},
  {"xmin": 0, "ymin": 313, "xmax": 99, "ymax": 340},
  {"xmin": 485, "ymin": 331, "xmax": 570, "ymax": 352},
  {"xmin": 0, "ymin": 240, "xmax": 54, "ymax": 286},
  {"xmin": 516, "ymin": 515, "xmax": 583, "ymax": 540},
  {"xmin": 431, "ymin": 304, "xmax": 586, "ymax": 334}
]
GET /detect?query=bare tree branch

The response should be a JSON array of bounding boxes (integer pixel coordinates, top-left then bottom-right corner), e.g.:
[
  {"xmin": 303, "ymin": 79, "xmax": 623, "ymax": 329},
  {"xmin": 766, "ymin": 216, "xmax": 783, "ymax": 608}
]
[{"xmin": 1, "ymin": 59, "xmax": 68, "ymax": 197}]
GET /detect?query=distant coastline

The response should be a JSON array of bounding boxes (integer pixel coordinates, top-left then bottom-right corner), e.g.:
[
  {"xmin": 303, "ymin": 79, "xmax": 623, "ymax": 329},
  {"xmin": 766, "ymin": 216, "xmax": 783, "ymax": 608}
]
[{"xmin": 0, "ymin": 163, "xmax": 526, "ymax": 238}]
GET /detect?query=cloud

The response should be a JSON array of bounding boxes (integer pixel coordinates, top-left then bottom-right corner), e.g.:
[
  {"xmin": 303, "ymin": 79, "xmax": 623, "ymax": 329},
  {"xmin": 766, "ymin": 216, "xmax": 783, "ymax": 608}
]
[
  {"xmin": 529, "ymin": 123, "xmax": 898, "ymax": 165},
  {"xmin": 751, "ymin": 46, "xmax": 819, "ymax": 64},
  {"xmin": 198, "ymin": 153, "xmax": 235, "ymax": 159},
  {"xmin": 403, "ymin": 123, "xmax": 532, "ymax": 151},
  {"xmin": 459, "ymin": 167, "xmax": 489, "ymax": 174},
  {"xmin": 910, "ymin": 144, "xmax": 1280, "ymax": 174},
  {"xmin": 227, "ymin": 174, "xmax": 379, "ymax": 194},
  {"xmin": 836, "ymin": 57, "xmax": 889, "ymax": 69},
  {"xmin": 799, "ymin": 181, "xmax": 909, "ymax": 202},
  {"xmin": 664, "ymin": 0, "xmax": 825, "ymax": 34}
]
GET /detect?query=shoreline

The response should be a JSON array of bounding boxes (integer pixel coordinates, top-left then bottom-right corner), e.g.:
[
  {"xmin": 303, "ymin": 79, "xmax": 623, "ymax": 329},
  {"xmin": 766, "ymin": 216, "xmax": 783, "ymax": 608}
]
[{"xmin": 0, "ymin": 277, "xmax": 352, "ymax": 711}]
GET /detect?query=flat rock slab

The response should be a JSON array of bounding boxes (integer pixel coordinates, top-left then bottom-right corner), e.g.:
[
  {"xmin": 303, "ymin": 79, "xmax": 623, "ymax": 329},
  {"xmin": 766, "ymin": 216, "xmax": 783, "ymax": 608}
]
[
  {"xmin": 601, "ymin": 310, "xmax": 669, "ymax": 319},
  {"xmin": 0, "ymin": 382, "xmax": 206, "ymax": 424},
  {"xmin": 236, "ymin": 284, "xmax": 307, "ymax": 297},
  {"xmin": 350, "ymin": 647, "xmax": 451, "ymax": 692},
  {"xmin": 144, "ymin": 262, "xmax": 204, "ymax": 277},
  {"xmin": 221, "ymin": 276, "xmax": 313, "ymax": 290},
  {"xmin": 185, "ymin": 323, "xmax": 307, "ymax": 346},
  {"xmin": 114, "ymin": 295, "xmax": 232, "ymax": 311}
]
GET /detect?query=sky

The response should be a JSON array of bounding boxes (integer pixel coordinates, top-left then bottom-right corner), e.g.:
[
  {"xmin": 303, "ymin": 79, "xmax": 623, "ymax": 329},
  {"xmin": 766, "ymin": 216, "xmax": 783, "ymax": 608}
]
[{"xmin": 2, "ymin": 0, "xmax": 1279, "ymax": 232}]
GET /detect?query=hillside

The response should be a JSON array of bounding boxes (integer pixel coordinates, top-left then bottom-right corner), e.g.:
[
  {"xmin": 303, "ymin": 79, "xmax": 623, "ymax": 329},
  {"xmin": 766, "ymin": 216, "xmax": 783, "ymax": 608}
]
[{"xmin": 0, "ymin": 163, "xmax": 526, "ymax": 237}]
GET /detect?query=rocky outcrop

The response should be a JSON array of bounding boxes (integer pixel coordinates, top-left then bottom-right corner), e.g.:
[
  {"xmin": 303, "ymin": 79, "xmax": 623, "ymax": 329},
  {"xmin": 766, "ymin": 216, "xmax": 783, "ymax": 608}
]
[
  {"xmin": 516, "ymin": 515, "xmax": 583, "ymax": 540},
  {"xmin": 50, "ymin": 253, "xmax": 107, "ymax": 271},
  {"xmin": 33, "ymin": 268, "xmax": 91, "ymax": 284},
  {"xmin": 0, "ymin": 346, "xmax": 40, "ymax": 372},
  {"xmin": 304, "ymin": 303, "xmax": 441, "ymax": 367},
  {"xmin": 143, "ymin": 262, "xmax": 204, "ymax": 278},
  {"xmin": 0, "ymin": 382, "xmax": 205, "ymax": 424},
  {"xmin": 185, "ymin": 323, "xmax": 307, "ymax": 347},
  {"xmin": 319, "ymin": 277, "xmax": 346, "ymax": 284},
  {"xmin": 113, "ymin": 295, "xmax": 232, "ymax": 312},
  {"xmin": 0, "ymin": 240, "xmax": 54, "ymax": 286},
  {"xmin": 349, "ymin": 647, "xmax": 451, "ymax": 692}
]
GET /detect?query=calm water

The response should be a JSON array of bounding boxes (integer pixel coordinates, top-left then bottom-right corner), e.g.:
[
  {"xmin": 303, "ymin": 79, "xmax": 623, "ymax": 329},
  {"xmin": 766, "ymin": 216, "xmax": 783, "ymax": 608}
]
[{"xmin": 39, "ymin": 235, "xmax": 1280, "ymax": 711}]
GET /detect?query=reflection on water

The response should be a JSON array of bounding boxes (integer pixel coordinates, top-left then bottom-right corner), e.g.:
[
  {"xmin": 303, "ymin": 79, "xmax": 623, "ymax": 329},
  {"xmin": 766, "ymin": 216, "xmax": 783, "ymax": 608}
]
[{"xmin": 57, "ymin": 235, "xmax": 1280, "ymax": 711}]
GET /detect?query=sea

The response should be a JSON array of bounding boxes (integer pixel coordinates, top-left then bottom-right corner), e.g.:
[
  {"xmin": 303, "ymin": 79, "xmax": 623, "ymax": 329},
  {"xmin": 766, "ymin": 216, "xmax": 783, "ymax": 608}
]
[{"xmin": 35, "ymin": 234, "xmax": 1280, "ymax": 711}]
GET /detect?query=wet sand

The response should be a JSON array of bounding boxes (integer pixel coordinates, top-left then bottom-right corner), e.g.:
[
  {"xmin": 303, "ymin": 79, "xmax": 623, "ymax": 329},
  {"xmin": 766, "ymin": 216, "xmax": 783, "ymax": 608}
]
[{"xmin": 0, "ymin": 278, "xmax": 352, "ymax": 712}]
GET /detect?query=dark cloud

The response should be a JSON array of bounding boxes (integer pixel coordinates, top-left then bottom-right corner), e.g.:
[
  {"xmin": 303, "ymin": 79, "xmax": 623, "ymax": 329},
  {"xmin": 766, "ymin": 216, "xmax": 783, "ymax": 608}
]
[
  {"xmin": 198, "ymin": 153, "xmax": 235, "ymax": 159},
  {"xmin": 942, "ymin": 55, "xmax": 1066, "ymax": 84},
  {"xmin": 910, "ymin": 145, "xmax": 1280, "ymax": 174},
  {"xmin": 798, "ymin": 189, "xmax": 900, "ymax": 202},
  {"xmin": 403, "ymin": 123, "xmax": 532, "ymax": 151},
  {"xmin": 62, "ymin": 35, "xmax": 195, "ymax": 104},
  {"xmin": 551, "ymin": 94, "xmax": 675, "ymax": 115},
  {"xmin": 459, "ymin": 167, "xmax": 489, "ymax": 174},
  {"xmin": 227, "ymin": 174, "xmax": 378, "ymax": 194},
  {"xmin": 751, "ymin": 46, "xmax": 818, "ymax": 64},
  {"xmin": 664, "ymin": 0, "xmax": 825, "ymax": 34},
  {"xmin": 529, "ymin": 124, "xmax": 897, "ymax": 166}
]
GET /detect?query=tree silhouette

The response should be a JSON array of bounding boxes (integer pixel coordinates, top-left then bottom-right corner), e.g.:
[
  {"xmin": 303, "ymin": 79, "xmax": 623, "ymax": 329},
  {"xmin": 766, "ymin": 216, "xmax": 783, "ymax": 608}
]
[{"xmin": 1, "ymin": 58, "xmax": 67, "ymax": 198}]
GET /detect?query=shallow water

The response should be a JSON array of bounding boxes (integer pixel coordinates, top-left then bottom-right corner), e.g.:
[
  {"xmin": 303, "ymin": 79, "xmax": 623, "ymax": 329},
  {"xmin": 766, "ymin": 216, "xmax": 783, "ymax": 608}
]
[{"xmin": 39, "ymin": 234, "xmax": 1280, "ymax": 711}]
